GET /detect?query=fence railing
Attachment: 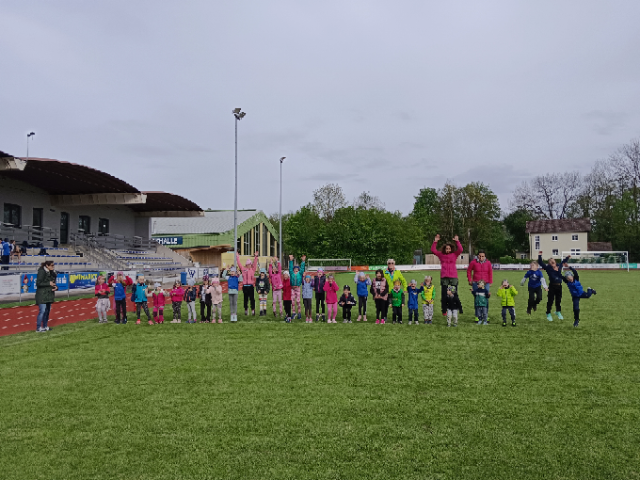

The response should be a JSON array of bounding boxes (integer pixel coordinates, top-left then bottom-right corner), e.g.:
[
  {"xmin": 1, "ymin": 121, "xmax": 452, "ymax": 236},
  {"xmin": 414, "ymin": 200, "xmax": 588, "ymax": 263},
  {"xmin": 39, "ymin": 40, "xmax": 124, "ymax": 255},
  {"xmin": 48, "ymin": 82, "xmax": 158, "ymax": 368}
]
[{"xmin": 0, "ymin": 222, "xmax": 59, "ymax": 248}]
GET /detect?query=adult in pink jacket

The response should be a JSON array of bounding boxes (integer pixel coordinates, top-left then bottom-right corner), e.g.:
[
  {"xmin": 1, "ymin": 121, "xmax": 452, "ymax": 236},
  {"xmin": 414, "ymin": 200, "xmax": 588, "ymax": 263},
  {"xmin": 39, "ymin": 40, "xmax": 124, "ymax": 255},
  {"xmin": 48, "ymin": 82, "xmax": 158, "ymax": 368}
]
[
  {"xmin": 467, "ymin": 250, "xmax": 494, "ymax": 310},
  {"xmin": 431, "ymin": 234, "xmax": 463, "ymax": 315},
  {"xmin": 237, "ymin": 251, "xmax": 259, "ymax": 316}
]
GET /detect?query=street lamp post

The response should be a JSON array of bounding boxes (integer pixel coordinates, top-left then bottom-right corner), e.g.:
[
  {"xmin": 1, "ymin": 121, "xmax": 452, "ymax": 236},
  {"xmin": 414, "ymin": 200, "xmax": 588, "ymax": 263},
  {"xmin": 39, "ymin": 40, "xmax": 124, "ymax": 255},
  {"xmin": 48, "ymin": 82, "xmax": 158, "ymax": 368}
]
[
  {"xmin": 232, "ymin": 108, "xmax": 246, "ymax": 267},
  {"xmin": 26, "ymin": 132, "xmax": 35, "ymax": 160},
  {"xmin": 279, "ymin": 157, "xmax": 286, "ymax": 265}
]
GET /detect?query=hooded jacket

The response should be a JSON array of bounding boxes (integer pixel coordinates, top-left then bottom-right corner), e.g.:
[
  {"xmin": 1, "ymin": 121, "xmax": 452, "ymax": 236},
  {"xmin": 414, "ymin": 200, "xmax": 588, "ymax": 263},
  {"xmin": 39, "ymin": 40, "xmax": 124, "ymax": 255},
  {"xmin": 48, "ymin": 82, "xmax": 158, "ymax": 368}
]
[
  {"xmin": 444, "ymin": 288, "xmax": 463, "ymax": 312},
  {"xmin": 338, "ymin": 292, "xmax": 356, "ymax": 307},
  {"xmin": 211, "ymin": 283, "xmax": 223, "ymax": 304},
  {"xmin": 237, "ymin": 252, "xmax": 259, "ymax": 286},
  {"xmin": 199, "ymin": 284, "xmax": 212, "ymax": 304},
  {"xmin": 256, "ymin": 275, "xmax": 271, "ymax": 295},
  {"xmin": 390, "ymin": 288, "xmax": 405, "ymax": 307},
  {"xmin": 313, "ymin": 274, "xmax": 326, "ymax": 294},
  {"xmin": 496, "ymin": 285, "xmax": 518, "ymax": 307},
  {"xmin": 354, "ymin": 273, "xmax": 371, "ymax": 297},
  {"xmin": 282, "ymin": 277, "xmax": 292, "ymax": 301},
  {"xmin": 323, "ymin": 280, "xmax": 339, "ymax": 303},
  {"xmin": 521, "ymin": 269, "xmax": 547, "ymax": 290},
  {"xmin": 152, "ymin": 290, "xmax": 166, "ymax": 307},
  {"xmin": 133, "ymin": 282, "xmax": 148, "ymax": 303},
  {"xmin": 538, "ymin": 255, "xmax": 571, "ymax": 285},
  {"xmin": 467, "ymin": 259, "xmax": 493, "ymax": 284},
  {"xmin": 170, "ymin": 287, "xmax": 184, "ymax": 303},
  {"xmin": 268, "ymin": 262, "xmax": 283, "ymax": 290},
  {"xmin": 183, "ymin": 287, "xmax": 197, "ymax": 302},
  {"xmin": 224, "ymin": 271, "xmax": 240, "ymax": 293},
  {"xmin": 289, "ymin": 260, "xmax": 306, "ymax": 287},
  {"xmin": 432, "ymin": 240, "xmax": 463, "ymax": 279},
  {"xmin": 472, "ymin": 287, "xmax": 490, "ymax": 308},
  {"xmin": 302, "ymin": 279, "xmax": 314, "ymax": 299},
  {"xmin": 562, "ymin": 268, "xmax": 585, "ymax": 297},
  {"xmin": 384, "ymin": 269, "xmax": 407, "ymax": 291},
  {"xmin": 35, "ymin": 266, "xmax": 57, "ymax": 305},
  {"xmin": 406, "ymin": 285, "xmax": 422, "ymax": 309}
]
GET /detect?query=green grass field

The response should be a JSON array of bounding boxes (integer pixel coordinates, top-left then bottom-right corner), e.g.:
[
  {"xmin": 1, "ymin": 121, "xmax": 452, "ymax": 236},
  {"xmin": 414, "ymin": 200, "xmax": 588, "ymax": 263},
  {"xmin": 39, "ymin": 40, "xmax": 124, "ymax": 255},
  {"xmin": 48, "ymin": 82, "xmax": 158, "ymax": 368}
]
[{"xmin": 1, "ymin": 270, "xmax": 639, "ymax": 480}]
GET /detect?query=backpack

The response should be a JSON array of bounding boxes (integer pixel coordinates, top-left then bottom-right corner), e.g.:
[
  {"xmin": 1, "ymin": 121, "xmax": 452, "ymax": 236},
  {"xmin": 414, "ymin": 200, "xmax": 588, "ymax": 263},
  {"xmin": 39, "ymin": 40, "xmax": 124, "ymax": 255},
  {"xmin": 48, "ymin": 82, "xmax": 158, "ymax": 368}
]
[{"xmin": 130, "ymin": 283, "xmax": 137, "ymax": 302}]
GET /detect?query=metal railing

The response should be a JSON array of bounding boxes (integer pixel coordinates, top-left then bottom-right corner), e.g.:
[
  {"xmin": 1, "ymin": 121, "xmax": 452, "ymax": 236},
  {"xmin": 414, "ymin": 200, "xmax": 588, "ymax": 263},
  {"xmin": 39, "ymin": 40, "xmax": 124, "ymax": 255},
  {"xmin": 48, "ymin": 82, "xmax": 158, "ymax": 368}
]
[{"xmin": 0, "ymin": 222, "xmax": 59, "ymax": 248}]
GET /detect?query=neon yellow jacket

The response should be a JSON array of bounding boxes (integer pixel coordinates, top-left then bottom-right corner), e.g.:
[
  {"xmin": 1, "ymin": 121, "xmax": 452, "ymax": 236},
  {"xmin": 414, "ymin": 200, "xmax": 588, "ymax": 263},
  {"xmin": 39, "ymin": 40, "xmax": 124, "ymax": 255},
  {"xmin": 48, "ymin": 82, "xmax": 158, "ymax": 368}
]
[
  {"xmin": 496, "ymin": 285, "xmax": 518, "ymax": 307},
  {"xmin": 384, "ymin": 269, "xmax": 407, "ymax": 291}
]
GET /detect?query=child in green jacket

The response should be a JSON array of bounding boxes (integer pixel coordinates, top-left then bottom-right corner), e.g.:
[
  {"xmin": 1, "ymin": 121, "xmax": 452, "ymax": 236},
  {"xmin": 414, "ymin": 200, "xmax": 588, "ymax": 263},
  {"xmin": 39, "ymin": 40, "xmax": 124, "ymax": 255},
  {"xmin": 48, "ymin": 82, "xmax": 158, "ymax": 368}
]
[
  {"xmin": 496, "ymin": 279, "xmax": 518, "ymax": 327},
  {"xmin": 390, "ymin": 280, "xmax": 405, "ymax": 324}
]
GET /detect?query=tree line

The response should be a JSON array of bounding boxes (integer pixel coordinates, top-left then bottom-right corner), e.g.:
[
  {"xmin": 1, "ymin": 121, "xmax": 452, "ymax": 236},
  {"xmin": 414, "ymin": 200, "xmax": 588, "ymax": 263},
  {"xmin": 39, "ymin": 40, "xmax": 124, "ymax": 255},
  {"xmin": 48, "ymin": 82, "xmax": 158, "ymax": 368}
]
[{"xmin": 270, "ymin": 138, "xmax": 640, "ymax": 263}]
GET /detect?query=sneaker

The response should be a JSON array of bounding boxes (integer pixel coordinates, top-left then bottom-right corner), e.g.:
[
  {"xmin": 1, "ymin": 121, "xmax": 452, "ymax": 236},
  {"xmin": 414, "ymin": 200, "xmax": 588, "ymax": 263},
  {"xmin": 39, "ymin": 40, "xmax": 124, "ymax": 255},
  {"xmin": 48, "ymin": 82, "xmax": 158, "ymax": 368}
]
[
  {"xmin": 526, "ymin": 308, "xmax": 531, "ymax": 315},
  {"xmin": 546, "ymin": 313, "xmax": 553, "ymax": 322},
  {"xmin": 381, "ymin": 319, "xmax": 385, "ymax": 324},
  {"xmin": 375, "ymin": 319, "xmax": 380, "ymax": 324},
  {"xmin": 556, "ymin": 312, "xmax": 564, "ymax": 320},
  {"xmin": 343, "ymin": 319, "xmax": 348, "ymax": 323},
  {"xmin": 392, "ymin": 321, "xmax": 396, "ymax": 324},
  {"xmin": 424, "ymin": 320, "xmax": 428, "ymax": 324},
  {"xmin": 297, "ymin": 313, "xmax": 301, "ymax": 320},
  {"xmin": 36, "ymin": 327, "xmax": 45, "ymax": 332},
  {"xmin": 398, "ymin": 321, "xmax": 403, "ymax": 325},
  {"xmin": 148, "ymin": 320, "xmax": 154, "ymax": 325},
  {"xmin": 573, "ymin": 320, "xmax": 580, "ymax": 327},
  {"xmin": 452, "ymin": 324, "xmax": 457, "ymax": 327},
  {"xmin": 218, "ymin": 319, "xmax": 223, "ymax": 323},
  {"xmin": 123, "ymin": 319, "xmax": 128, "ymax": 324},
  {"xmin": 348, "ymin": 320, "xmax": 352, "ymax": 323},
  {"xmin": 136, "ymin": 319, "xmax": 141, "ymax": 325},
  {"xmin": 482, "ymin": 321, "xmax": 489, "ymax": 325},
  {"xmin": 533, "ymin": 304, "xmax": 537, "ymax": 312},
  {"xmin": 273, "ymin": 310, "xmax": 276, "ymax": 317},
  {"xmin": 512, "ymin": 322, "xmax": 516, "ymax": 327},
  {"xmin": 252, "ymin": 310, "xmax": 256, "ymax": 316},
  {"xmin": 115, "ymin": 320, "xmax": 121, "ymax": 324},
  {"xmin": 474, "ymin": 317, "xmax": 479, "ymax": 324},
  {"xmin": 502, "ymin": 322, "xmax": 507, "ymax": 327},
  {"xmin": 427, "ymin": 320, "xmax": 432, "ymax": 325},
  {"xmin": 408, "ymin": 321, "xmax": 413, "ymax": 325},
  {"xmin": 357, "ymin": 315, "xmax": 362, "ymax": 322},
  {"xmin": 363, "ymin": 317, "xmax": 367, "ymax": 322}
]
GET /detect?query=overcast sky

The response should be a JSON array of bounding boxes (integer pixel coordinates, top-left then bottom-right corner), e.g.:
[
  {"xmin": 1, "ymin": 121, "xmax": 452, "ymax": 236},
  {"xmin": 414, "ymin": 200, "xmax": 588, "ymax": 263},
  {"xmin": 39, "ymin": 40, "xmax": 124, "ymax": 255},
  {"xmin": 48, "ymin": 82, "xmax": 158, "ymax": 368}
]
[{"xmin": 2, "ymin": 0, "xmax": 639, "ymax": 216}]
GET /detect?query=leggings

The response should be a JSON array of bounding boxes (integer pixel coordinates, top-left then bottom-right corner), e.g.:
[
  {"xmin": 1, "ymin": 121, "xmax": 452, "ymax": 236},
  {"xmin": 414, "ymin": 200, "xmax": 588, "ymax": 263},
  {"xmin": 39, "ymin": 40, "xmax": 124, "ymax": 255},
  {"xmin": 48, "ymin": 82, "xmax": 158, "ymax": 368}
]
[
  {"xmin": 283, "ymin": 300, "xmax": 292, "ymax": 317},
  {"xmin": 291, "ymin": 287, "xmax": 301, "ymax": 314},
  {"xmin": 200, "ymin": 301, "xmax": 211, "ymax": 321},
  {"xmin": 422, "ymin": 303, "xmax": 434, "ymax": 321},
  {"xmin": 303, "ymin": 298, "xmax": 312, "ymax": 317},
  {"xmin": 546, "ymin": 284, "xmax": 563, "ymax": 314},
  {"xmin": 327, "ymin": 302, "xmax": 337, "ymax": 320},
  {"xmin": 243, "ymin": 285, "xmax": 255, "ymax": 311},
  {"xmin": 315, "ymin": 291, "xmax": 326, "ymax": 314},
  {"xmin": 342, "ymin": 305, "xmax": 352, "ymax": 320},
  {"xmin": 172, "ymin": 301, "xmax": 182, "ymax": 321},
  {"xmin": 392, "ymin": 306, "xmax": 403, "ymax": 323},
  {"xmin": 229, "ymin": 293, "xmax": 238, "ymax": 315},
  {"xmin": 272, "ymin": 289, "xmax": 283, "ymax": 314},
  {"xmin": 186, "ymin": 301, "xmax": 197, "ymax": 320},
  {"xmin": 375, "ymin": 298, "xmax": 388, "ymax": 320},
  {"xmin": 358, "ymin": 295, "xmax": 367, "ymax": 315},
  {"xmin": 153, "ymin": 306, "xmax": 164, "ymax": 320},
  {"xmin": 259, "ymin": 293, "xmax": 268, "ymax": 309},
  {"xmin": 212, "ymin": 303, "xmax": 222, "ymax": 319},
  {"xmin": 136, "ymin": 302, "xmax": 151, "ymax": 320},
  {"xmin": 96, "ymin": 298, "xmax": 110, "ymax": 322},
  {"xmin": 115, "ymin": 299, "xmax": 127, "ymax": 321},
  {"xmin": 528, "ymin": 287, "xmax": 543, "ymax": 311}
]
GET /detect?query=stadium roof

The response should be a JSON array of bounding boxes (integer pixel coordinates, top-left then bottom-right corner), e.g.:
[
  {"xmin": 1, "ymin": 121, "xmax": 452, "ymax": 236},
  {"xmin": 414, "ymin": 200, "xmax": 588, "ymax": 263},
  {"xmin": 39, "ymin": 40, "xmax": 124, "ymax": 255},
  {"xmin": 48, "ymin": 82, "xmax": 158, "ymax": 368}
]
[
  {"xmin": 525, "ymin": 218, "xmax": 592, "ymax": 234},
  {"xmin": 152, "ymin": 210, "xmax": 259, "ymax": 234}
]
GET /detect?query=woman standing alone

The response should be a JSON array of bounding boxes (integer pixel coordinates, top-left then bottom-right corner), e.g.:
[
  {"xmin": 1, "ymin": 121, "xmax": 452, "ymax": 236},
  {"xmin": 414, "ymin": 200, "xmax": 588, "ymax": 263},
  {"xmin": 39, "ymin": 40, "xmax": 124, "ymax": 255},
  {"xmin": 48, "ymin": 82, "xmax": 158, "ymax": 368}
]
[{"xmin": 36, "ymin": 260, "xmax": 57, "ymax": 332}]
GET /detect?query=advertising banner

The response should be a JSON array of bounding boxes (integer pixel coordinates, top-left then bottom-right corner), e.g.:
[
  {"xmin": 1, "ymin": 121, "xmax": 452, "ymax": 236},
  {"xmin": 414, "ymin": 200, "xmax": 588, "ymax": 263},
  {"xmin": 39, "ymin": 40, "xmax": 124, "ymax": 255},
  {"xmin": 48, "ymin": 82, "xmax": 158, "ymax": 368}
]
[
  {"xmin": 155, "ymin": 236, "xmax": 183, "ymax": 246},
  {"xmin": 69, "ymin": 271, "xmax": 99, "ymax": 290},
  {"xmin": 19, "ymin": 272, "xmax": 69, "ymax": 293},
  {"xmin": 0, "ymin": 275, "xmax": 21, "ymax": 295}
]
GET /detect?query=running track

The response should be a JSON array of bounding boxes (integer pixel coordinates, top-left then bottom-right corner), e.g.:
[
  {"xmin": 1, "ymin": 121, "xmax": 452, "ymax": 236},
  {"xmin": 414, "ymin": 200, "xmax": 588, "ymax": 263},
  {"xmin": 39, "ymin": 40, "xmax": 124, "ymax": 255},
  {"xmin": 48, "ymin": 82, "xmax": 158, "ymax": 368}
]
[{"xmin": 1, "ymin": 283, "xmax": 231, "ymax": 337}]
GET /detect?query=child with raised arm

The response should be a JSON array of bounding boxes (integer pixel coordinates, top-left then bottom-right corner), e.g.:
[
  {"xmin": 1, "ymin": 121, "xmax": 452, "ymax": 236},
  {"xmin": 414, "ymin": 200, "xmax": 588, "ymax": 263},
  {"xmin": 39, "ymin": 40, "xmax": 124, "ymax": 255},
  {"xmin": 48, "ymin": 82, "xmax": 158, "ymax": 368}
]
[
  {"xmin": 371, "ymin": 269, "xmax": 389, "ymax": 324},
  {"xmin": 338, "ymin": 285, "xmax": 357, "ymax": 323},
  {"xmin": 390, "ymin": 280, "xmax": 405, "ymax": 324},
  {"xmin": 538, "ymin": 251, "xmax": 570, "ymax": 322},
  {"xmin": 237, "ymin": 251, "xmax": 259, "ymax": 316},
  {"xmin": 224, "ymin": 266, "xmax": 241, "ymax": 322},
  {"xmin": 420, "ymin": 276, "xmax": 436, "ymax": 324},
  {"xmin": 354, "ymin": 271, "xmax": 372, "ymax": 321},
  {"xmin": 520, "ymin": 261, "xmax": 548, "ymax": 315},
  {"xmin": 496, "ymin": 279, "xmax": 518, "ymax": 327},
  {"xmin": 406, "ymin": 279, "xmax": 422, "ymax": 325},
  {"xmin": 268, "ymin": 257, "xmax": 284, "ymax": 317},
  {"xmin": 562, "ymin": 265, "xmax": 597, "ymax": 327},
  {"xmin": 431, "ymin": 234, "xmax": 464, "ymax": 315},
  {"xmin": 471, "ymin": 280, "xmax": 490, "ymax": 325},
  {"xmin": 302, "ymin": 274, "xmax": 314, "ymax": 323},
  {"xmin": 289, "ymin": 254, "xmax": 306, "ymax": 319},
  {"xmin": 323, "ymin": 274, "xmax": 339, "ymax": 323}
]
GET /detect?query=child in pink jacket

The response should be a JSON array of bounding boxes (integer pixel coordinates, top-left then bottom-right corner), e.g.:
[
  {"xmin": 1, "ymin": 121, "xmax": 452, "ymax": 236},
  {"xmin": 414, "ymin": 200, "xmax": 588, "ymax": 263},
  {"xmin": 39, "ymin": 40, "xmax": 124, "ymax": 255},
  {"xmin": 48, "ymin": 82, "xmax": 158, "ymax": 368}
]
[
  {"xmin": 169, "ymin": 281, "xmax": 184, "ymax": 323},
  {"xmin": 431, "ymin": 234, "xmax": 463, "ymax": 315},
  {"xmin": 152, "ymin": 283, "xmax": 166, "ymax": 324},
  {"xmin": 269, "ymin": 257, "xmax": 284, "ymax": 317},
  {"xmin": 237, "ymin": 251, "xmax": 259, "ymax": 316},
  {"xmin": 323, "ymin": 275, "xmax": 340, "ymax": 323}
]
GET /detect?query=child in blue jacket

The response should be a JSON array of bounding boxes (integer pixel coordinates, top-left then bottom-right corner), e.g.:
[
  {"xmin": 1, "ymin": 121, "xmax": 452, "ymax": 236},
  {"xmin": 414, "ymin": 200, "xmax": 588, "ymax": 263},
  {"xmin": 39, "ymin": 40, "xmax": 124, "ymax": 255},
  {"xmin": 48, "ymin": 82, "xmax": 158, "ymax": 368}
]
[
  {"xmin": 562, "ymin": 267, "xmax": 596, "ymax": 327},
  {"xmin": 521, "ymin": 261, "xmax": 548, "ymax": 315},
  {"xmin": 302, "ymin": 274, "xmax": 314, "ymax": 323},
  {"xmin": 354, "ymin": 272, "xmax": 372, "ymax": 321},
  {"xmin": 406, "ymin": 279, "xmax": 423, "ymax": 325},
  {"xmin": 224, "ymin": 266, "xmax": 242, "ymax": 322}
]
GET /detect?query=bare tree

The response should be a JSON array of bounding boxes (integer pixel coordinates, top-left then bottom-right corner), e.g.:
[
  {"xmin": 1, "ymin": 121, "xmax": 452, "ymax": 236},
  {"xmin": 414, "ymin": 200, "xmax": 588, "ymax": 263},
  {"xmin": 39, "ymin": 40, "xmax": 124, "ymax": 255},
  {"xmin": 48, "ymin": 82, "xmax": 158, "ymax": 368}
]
[
  {"xmin": 312, "ymin": 183, "xmax": 347, "ymax": 220},
  {"xmin": 353, "ymin": 191, "xmax": 385, "ymax": 210},
  {"xmin": 511, "ymin": 172, "xmax": 583, "ymax": 219},
  {"xmin": 610, "ymin": 138, "xmax": 640, "ymax": 226}
]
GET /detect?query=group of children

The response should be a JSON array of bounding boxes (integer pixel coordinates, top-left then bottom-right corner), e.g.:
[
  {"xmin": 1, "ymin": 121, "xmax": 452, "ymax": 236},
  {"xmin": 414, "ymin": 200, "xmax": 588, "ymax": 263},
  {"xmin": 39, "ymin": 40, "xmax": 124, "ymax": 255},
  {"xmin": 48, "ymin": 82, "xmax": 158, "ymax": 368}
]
[{"xmin": 93, "ymin": 251, "xmax": 596, "ymax": 327}]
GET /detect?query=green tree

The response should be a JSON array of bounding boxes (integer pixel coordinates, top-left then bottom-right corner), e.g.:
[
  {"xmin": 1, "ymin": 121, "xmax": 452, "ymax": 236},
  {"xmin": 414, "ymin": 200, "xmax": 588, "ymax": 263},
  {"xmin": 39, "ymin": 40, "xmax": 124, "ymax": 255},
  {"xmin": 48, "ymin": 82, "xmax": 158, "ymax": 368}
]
[
  {"xmin": 282, "ymin": 205, "xmax": 326, "ymax": 259},
  {"xmin": 456, "ymin": 182, "xmax": 501, "ymax": 256},
  {"xmin": 503, "ymin": 209, "xmax": 534, "ymax": 255},
  {"xmin": 409, "ymin": 187, "xmax": 440, "ymax": 255}
]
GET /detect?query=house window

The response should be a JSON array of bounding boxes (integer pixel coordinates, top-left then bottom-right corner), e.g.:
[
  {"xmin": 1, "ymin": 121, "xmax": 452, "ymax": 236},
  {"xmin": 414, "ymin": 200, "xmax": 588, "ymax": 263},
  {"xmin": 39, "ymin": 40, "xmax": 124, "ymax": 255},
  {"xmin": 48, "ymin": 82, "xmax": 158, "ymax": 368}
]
[
  {"xmin": 534, "ymin": 235, "xmax": 540, "ymax": 251},
  {"xmin": 262, "ymin": 224, "xmax": 268, "ymax": 256},
  {"xmin": 571, "ymin": 248, "xmax": 581, "ymax": 255},
  {"xmin": 243, "ymin": 231, "xmax": 250, "ymax": 254},
  {"xmin": 552, "ymin": 249, "xmax": 559, "ymax": 256},
  {"xmin": 254, "ymin": 226, "xmax": 260, "ymax": 256},
  {"xmin": 520, "ymin": 254, "xmax": 526, "ymax": 259},
  {"xmin": 98, "ymin": 218, "xmax": 110, "ymax": 235},
  {"xmin": 552, "ymin": 235, "xmax": 558, "ymax": 241},
  {"xmin": 237, "ymin": 236, "xmax": 241, "ymax": 253},
  {"xmin": 3, "ymin": 203, "xmax": 22, "ymax": 228},
  {"xmin": 271, "ymin": 236, "xmax": 277, "ymax": 257},
  {"xmin": 78, "ymin": 215, "xmax": 91, "ymax": 234},
  {"xmin": 572, "ymin": 234, "xmax": 579, "ymax": 241}
]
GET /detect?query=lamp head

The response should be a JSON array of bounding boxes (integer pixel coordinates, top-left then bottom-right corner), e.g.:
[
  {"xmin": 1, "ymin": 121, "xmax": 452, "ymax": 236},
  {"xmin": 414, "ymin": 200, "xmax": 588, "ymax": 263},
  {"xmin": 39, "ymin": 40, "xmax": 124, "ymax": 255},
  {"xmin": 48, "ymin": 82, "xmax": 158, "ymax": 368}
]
[
  {"xmin": 27, "ymin": 132, "xmax": 35, "ymax": 138},
  {"xmin": 280, "ymin": 157, "xmax": 286, "ymax": 163},
  {"xmin": 232, "ymin": 108, "xmax": 241, "ymax": 114}
]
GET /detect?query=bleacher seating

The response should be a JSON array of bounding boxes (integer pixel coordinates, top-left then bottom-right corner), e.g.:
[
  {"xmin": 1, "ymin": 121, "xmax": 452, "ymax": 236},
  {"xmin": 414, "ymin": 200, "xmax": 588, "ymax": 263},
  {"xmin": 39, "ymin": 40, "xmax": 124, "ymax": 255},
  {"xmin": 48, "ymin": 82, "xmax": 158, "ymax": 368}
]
[{"xmin": 110, "ymin": 249, "xmax": 185, "ymax": 273}]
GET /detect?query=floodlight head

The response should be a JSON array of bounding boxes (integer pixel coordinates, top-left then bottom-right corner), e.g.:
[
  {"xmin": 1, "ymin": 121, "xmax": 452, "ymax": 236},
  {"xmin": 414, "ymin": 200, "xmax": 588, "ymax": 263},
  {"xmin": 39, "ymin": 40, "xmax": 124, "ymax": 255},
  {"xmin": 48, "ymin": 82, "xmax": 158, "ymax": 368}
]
[
  {"xmin": 232, "ymin": 108, "xmax": 241, "ymax": 114},
  {"xmin": 280, "ymin": 157, "xmax": 286, "ymax": 163},
  {"xmin": 27, "ymin": 132, "xmax": 35, "ymax": 137}
]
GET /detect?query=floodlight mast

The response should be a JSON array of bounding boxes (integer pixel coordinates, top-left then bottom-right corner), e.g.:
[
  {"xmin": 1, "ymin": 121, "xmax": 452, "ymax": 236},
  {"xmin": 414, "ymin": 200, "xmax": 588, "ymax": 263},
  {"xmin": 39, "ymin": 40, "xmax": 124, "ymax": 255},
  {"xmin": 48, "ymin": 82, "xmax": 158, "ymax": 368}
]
[
  {"xmin": 26, "ymin": 132, "xmax": 35, "ymax": 160},
  {"xmin": 232, "ymin": 108, "xmax": 246, "ymax": 267},
  {"xmin": 279, "ymin": 157, "xmax": 286, "ymax": 265}
]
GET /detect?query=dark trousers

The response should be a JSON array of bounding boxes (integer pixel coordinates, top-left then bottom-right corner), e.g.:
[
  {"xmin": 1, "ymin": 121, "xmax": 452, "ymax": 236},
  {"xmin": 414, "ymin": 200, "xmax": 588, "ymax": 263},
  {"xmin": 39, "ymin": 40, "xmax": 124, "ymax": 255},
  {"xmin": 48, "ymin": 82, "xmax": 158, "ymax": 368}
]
[
  {"xmin": 0, "ymin": 255, "xmax": 9, "ymax": 270},
  {"xmin": 303, "ymin": 298, "xmax": 312, "ymax": 317},
  {"xmin": 315, "ymin": 291, "xmax": 325, "ymax": 314},
  {"xmin": 392, "ymin": 305, "xmax": 403, "ymax": 323},
  {"xmin": 243, "ymin": 285, "xmax": 255, "ymax": 311},
  {"xmin": 408, "ymin": 308, "xmax": 418, "ymax": 322},
  {"xmin": 342, "ymin": 305, "xmax": 352, "ymax": 320},
  {"xmin": 115, "ymin": 299, "xmax": 127, "ymax": 321},
  {"xmin": 528, "ymin": 287, "xmax": 543, "ymax": 311},
  {"xmin": 375, "ymin": 298, "xmax": 388, "ymax": 320},
  {"xmin": 546, "ymin": 284, "xmax": 563, "ymax": 314},
  {"xmin": 283, "ymin": 300, "xmax": 292, "ymax": 317},
  {"xmin": 440, "ymin": 278, "xmax": 459, "ymax": 314},
  {"xmin": 571, "ymin": 290, "xmax": 593, "ymax": 321},
  {"xmin": 502, "ymin": 306, "xmax": 516, "ymax": 322},
  {"xmin": 200, "ymin": 301, "xmax": 211, "ymax": 321},
  {"xmin": 358, "ymin": 295, "xmax": 367, "ymax": 315}
]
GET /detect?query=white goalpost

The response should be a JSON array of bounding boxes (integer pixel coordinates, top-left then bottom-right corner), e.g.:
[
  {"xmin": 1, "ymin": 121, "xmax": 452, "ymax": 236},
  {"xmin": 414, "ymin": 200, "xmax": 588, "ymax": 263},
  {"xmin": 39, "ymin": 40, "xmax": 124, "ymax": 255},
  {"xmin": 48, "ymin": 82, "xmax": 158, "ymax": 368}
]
[
  {"xmin": 306, "ymin": 258, "xmax": 352, "ymax": 272},
  {"xmin": 561, "ymin": 251, "xmax": 630, "ymax": 272}
]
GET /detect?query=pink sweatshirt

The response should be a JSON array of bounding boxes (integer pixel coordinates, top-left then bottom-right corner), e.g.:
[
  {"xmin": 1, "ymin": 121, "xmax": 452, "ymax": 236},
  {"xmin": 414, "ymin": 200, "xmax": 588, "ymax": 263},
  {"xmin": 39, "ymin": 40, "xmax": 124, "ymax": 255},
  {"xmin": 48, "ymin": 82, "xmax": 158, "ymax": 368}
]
[
  {"xmin": 170, "ymin": 287, "xmax": 184, "ymax": 302},
  {"xmin": 211, "ymin": 284, "xmax": 223, "ymax": 304},
  {"xmin": 467, "ymin": 259, "xmax": 493, "ymax": 284},
  {"xmin": 268, "ymin": 262, "xmax": 284, "ymax": 290},
  {"xmin": 237, "ymin": 252, "xmax": 259, "ymax": 286},
  {"xmin": 323, "ymin": 280, "xmax": 339, "ymax": 304},
  {"xmin": 431, "ymin": 240, "xmax": 463, "ymax": 279}
]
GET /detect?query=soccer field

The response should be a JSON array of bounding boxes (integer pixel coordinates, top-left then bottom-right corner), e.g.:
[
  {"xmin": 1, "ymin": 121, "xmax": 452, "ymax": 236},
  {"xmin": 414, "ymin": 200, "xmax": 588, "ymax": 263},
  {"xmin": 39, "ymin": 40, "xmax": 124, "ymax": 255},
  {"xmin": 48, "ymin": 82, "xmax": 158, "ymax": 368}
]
[{"xmin": 1, "ymin": 270, "xmax": 639, "ymax": 480}]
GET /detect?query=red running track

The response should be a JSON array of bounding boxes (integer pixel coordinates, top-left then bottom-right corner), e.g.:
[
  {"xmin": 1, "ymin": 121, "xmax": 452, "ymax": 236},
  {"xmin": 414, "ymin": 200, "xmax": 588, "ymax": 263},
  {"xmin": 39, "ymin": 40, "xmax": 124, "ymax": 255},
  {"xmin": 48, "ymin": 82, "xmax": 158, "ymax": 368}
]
[{"xmin": 0, "ymin": 284, "xmax": 231, "ymax": 337}]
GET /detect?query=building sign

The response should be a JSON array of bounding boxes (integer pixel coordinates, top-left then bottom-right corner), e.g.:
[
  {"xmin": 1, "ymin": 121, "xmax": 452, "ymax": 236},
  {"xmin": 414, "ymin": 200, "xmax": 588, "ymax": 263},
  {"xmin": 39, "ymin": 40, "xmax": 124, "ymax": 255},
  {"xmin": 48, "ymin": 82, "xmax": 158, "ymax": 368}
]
[
  {"xmin": 69, "ymin": 272, "xmax": 99, "ymax": 289},
  {"xmin": 155, "ymin": 236, "xmax": 183, "ymax": 246}
]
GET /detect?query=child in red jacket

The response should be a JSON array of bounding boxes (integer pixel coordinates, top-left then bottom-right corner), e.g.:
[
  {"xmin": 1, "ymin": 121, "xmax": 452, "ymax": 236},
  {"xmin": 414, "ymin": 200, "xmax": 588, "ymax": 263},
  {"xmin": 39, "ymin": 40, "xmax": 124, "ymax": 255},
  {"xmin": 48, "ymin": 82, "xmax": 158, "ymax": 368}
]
[
  {"xmin": 323, "ymin": 275, "xmax": 340, "ymax": 323},
  {"xmin": 152, "ymin": 283, "xmax": 166, "ymax": 324},
  {"xmin": 169, "ymin": 281, "xmax": 184, "ymax": 323},
  {"xmin": 282, "ymin": 271, "xmax": 292, "ymax": 322}
]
